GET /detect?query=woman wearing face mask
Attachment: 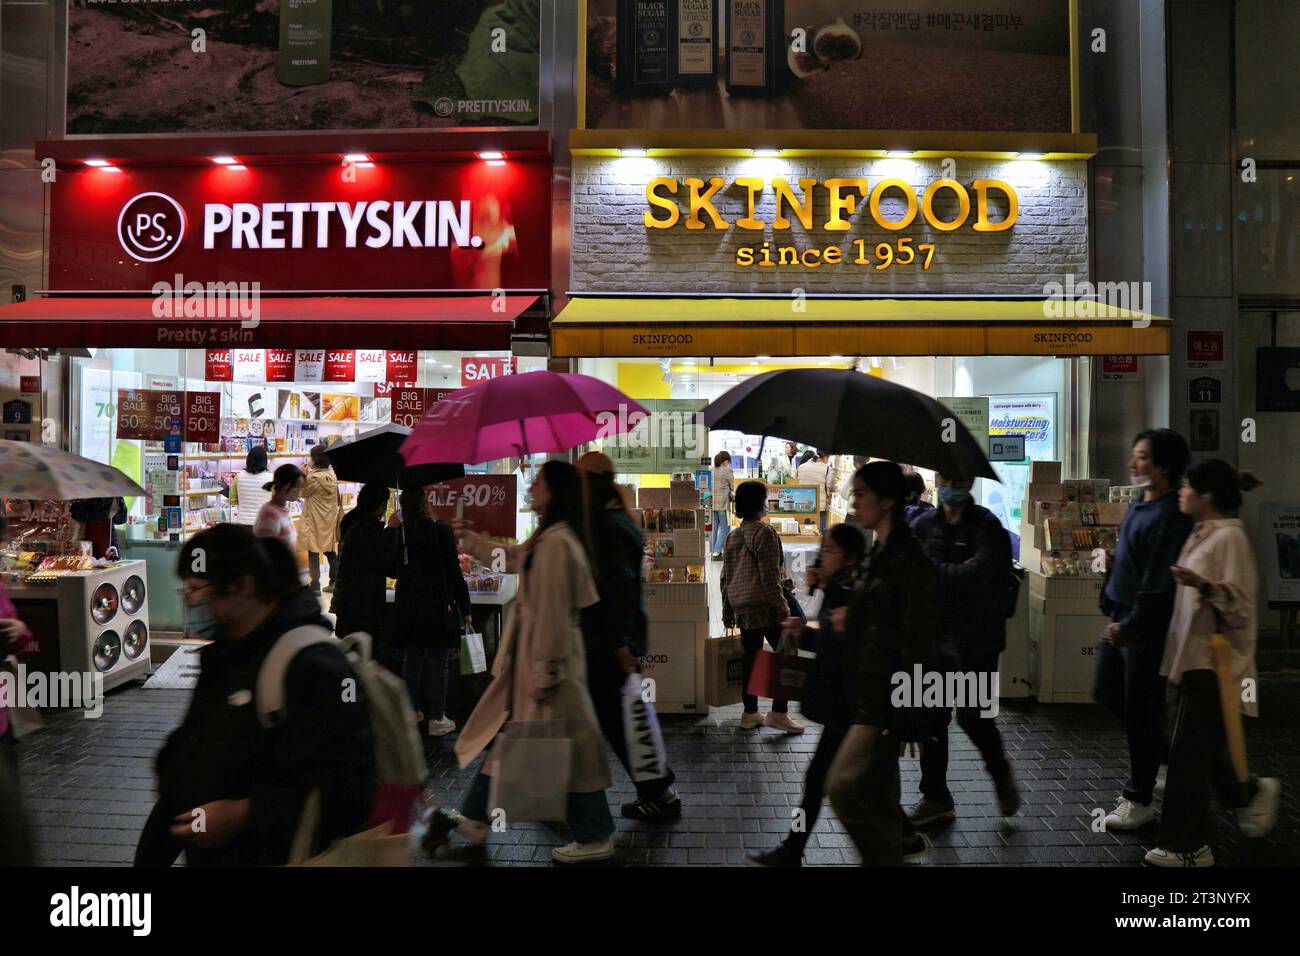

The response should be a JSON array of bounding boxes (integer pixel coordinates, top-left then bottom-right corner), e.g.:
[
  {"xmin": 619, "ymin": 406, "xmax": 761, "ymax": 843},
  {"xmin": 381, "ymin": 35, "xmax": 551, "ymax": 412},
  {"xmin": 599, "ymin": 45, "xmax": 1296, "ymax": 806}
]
[
  {"xmin": 824, "ymin": 461, "xmax": 941, "ymax": 865},
  {"xmin": 748, "ymin": 522, "xmax": 868, "ymax": 866},
  {"xmin": 424, "ymin": 461, "xmax": 616, "ymax": 864},
  {"xmin": 1144, "ymin": 461, "xmax": 1279, "ymax": 867},
  {"xmin": 254, "ymin": 464, "xmax": 305, "ymax": 552},
  {"xmin": 135, "ymin": 524, "xmax": 376, "ymax": 866}
]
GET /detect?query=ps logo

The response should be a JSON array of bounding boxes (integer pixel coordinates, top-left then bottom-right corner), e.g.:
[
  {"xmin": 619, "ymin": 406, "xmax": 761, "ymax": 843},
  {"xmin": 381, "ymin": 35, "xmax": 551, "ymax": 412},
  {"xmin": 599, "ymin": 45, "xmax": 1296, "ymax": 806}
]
[{"xmin": 117, "ymin": 191, "xmax": 186, "ymax": 262}]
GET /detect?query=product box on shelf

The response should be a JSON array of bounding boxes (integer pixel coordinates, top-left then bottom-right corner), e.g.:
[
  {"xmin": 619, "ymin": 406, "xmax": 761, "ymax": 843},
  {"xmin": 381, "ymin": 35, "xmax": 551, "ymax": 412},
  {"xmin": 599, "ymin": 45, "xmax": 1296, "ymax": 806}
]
[
  {"xmin": 673, "ymin": 528, "xmax": 704, "ymax": 558},
  {"xmin": 1026, "ymin": 482, "xmax": 1064, "ymax": 503},
  {"xmin": 1097, "ymin": 501, "xmax": 1129, "ymax": 525},
  {"xmin": 638, "ymin": 488, "xmax": 670, "ymax": 510},
  {"xmin": 1029, "ymin": 460, "xmax": 1063, "ymax": 483}
]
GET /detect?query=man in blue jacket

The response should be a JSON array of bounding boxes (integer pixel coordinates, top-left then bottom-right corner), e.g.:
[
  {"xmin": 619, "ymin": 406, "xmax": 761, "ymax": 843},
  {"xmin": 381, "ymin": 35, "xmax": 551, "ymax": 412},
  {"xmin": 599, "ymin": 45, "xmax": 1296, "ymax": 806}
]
[
  {"xmin": 1097, "ymin": 429, "xmax": 1195, "ymax": 831},
  {"xmin": 907, "ymin": 469, "xmax": 1018, "ymax": 825}
]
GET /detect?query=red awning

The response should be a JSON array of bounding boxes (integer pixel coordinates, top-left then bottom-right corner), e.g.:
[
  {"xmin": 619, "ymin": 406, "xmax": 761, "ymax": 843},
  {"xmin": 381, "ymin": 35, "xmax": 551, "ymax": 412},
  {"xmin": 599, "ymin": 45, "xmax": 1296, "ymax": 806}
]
[{"xmin": 0, "ymin": 295, "xmax": 536, "ymax": 349}]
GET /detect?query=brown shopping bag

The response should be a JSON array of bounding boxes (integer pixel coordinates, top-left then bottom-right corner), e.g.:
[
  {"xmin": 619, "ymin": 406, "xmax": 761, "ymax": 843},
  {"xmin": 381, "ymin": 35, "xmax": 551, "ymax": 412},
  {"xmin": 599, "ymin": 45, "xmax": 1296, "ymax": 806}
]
[
  {"xmin": 487, "ymin": 714, "xmax": 573, "ymax": 822},
  {"xmin": 705, "ymin": 632, "xmax": 745, "ymax": 707}
]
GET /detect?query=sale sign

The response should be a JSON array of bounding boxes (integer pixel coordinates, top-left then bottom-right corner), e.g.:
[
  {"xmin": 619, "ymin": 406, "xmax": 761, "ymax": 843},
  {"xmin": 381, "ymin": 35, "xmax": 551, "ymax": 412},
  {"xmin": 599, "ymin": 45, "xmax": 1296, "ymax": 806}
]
[
  {"xmin": 461, "ymin": 356, "xmax": 515, "ymax": 386},
  {"xmin": 205, "ymin": 349, "xmax": 233, "ymax": 381},
  {"xmin": 324, "ymin": 350, "xmax": 356, "ymax": 382},
  {"xmin": 232, "ymin": 348, "xmax": 265, "ymax": 383},
  {"xmin": 265, "ymin": 349, "xmax": 296, "ymax": 382},
  {"xmin": 116, "ymin": 388, "xmax": 184, "ymax": 441},
  {"xmin": 184, "ymin": 391, "xmax": 221, "ymax": 443},
  {"xmin": 355, "ymin": 349, "xmax": 387, "ymax": 383},
  {"xmin": 295, "ymin": 349, "xmax": 325, "ymax": 382},
  {"xmin": 392, "ymin": 388, "xmax": 429, "ymax": 429},
  {"xmin": 385, "ymin": 350, "xmax": 417, "ymax": 384},
  {"xmin": 427, "ymin": 475, "xmax": 517, "ymax": 540}
]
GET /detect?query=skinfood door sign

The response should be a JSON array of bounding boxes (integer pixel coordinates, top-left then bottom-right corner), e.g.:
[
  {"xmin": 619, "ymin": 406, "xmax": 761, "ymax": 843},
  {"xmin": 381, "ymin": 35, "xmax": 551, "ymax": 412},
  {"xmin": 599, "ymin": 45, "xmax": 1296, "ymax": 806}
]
[{"xmin": 644, "ymin": 174, "xmax": 1016, "ymax": 270}]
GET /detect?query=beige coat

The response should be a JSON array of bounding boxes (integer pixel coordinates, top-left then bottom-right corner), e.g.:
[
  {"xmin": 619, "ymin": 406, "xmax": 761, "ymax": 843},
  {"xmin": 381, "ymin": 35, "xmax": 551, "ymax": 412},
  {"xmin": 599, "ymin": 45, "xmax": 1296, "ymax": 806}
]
[
  {"xmin": 298, "ymin": 466, "xmax": 340, "ymax": 553},
  {"xmin": 1161, "ymin": 518, "xmax": 1259, "ymax": 717},
  {"xmin": 455, "ymin": 521, "xmax": 611, "ymax": 793}
]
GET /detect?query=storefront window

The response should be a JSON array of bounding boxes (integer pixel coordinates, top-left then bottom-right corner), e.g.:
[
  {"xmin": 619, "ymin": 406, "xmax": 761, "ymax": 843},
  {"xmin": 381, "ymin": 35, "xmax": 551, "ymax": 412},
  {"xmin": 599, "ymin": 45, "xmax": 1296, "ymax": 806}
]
[{"xmin": 67, "ymin": 347, "xmax": 537, "ymax": 629}]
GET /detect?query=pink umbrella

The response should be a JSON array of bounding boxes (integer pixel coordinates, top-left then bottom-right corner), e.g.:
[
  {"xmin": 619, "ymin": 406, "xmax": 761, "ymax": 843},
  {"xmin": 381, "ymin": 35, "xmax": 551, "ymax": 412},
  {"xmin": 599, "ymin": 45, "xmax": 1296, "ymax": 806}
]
[{"xmin": 400, "ymin": 371, "xmax": 651, "ymax": 466}]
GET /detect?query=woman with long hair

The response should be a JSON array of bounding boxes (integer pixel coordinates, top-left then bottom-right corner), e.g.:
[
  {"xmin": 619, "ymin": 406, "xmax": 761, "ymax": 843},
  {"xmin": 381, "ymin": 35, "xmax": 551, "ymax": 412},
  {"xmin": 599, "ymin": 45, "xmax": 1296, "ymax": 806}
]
[
  {"xmin": 253, "ymin": 464, "xmax": 304, "ymax": 551},
  {"xmin": 330, "ymin": 483, "xmax": 397, "ymax": 642},
  {"xmin": 300, "ymin": 444, "xmax": 341, "ymax": 595},
  {"xmin": 575, "ymin": 451, "xmax": 680, "ymax": 822},
  {"xmin": 711, "ymin": 450, "xmax": 735, "ymax": 560},
  {"xmin": 1144, "ymin": 461, "xmax": 1280, "ymax": 867},
  {"xmin": 425, "ymin": 461, "xmax": 615, "ymax": 863},
  {"xmin": 389, "ymin": 486, "xmax": 471, "ymax": 737},
  {"xmin": 722, "ymin": 480, "xmax": 803, "ymax": 734}
]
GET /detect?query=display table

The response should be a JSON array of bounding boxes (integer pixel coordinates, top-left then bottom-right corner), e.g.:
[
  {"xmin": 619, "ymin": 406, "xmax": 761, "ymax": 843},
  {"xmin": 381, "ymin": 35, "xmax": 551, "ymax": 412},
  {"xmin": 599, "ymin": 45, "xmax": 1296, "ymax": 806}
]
[
  {"xmin": 8, "ymin": 560, "xmax": 152, "ymax": 693},
  {"xmin": 1025, "ymin": 570, "xmax": 1106, "ymax": 703},
  {"xmin": 642, "ymin": 583, "xmax": 709, "ymax": 715}
]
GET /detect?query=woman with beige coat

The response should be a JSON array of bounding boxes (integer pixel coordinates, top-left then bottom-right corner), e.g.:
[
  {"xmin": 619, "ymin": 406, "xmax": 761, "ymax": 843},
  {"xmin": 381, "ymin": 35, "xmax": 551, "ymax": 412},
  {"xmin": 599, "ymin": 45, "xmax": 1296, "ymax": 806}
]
[
  {"xmin": 424, "ymin": 460, "xmax": 615, "ymax": 864},
  {"xmin": 299, "ymin": 445, "xmax": 341, "ymax": 594},
  {"xmin": 1144, "ymin": 459, "xmax": 1280, "ymax": 868}
]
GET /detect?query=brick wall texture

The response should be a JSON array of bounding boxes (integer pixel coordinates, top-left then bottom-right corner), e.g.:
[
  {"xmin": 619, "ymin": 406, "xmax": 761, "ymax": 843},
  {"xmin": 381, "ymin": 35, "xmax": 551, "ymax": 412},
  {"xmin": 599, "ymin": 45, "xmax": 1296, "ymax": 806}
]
[{"xmin": 571, "ymin": 156, "xmax": 1090, "ymax": 295}]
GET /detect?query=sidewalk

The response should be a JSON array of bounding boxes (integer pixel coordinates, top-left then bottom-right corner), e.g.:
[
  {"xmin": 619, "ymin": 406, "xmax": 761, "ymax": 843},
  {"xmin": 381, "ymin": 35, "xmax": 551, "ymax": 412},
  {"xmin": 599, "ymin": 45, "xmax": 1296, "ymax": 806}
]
[{"xmin": 16, "ymin": 677, "xmax": 1300, "ymax": 866}]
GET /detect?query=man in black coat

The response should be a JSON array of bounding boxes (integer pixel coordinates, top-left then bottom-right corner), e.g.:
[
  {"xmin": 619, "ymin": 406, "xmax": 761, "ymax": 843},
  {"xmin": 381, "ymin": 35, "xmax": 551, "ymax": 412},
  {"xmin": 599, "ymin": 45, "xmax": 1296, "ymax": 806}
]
[
  {"xmin": 136, "ymin": 525, "xmax": 376, "ymax": 866},
  {"xmin": 907, "ymin": 470, "xmax": 1018, "ymax": 826}
]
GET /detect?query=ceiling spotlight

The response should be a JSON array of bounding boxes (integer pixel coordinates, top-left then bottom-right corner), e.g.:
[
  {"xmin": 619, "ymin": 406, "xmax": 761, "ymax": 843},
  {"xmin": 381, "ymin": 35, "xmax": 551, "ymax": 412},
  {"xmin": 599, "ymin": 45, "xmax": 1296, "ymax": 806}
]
[
  {"xmin": 886, "ymin": 150, "xmax": 912, "ymax": 158},
  {"xmin": 485, "ymin": 160, "xmax": 505, "ymax": 167},
  {"xmin": 226, "ymin": 164, "xmax": 247, "ymax": 171},
  {"xmin": 343, "ymin": 153, "xmax": 370, "ymax": 163},
  {"xmin": 478, "ymin": 151, "xmax": 504, "ymax": 160},
  {"xmin": 84, "ymin": 159, "xmax": 110, "ymax": 167},
  {"xmin": 1018, "ymin": 152, "xmax": 1045, "ymax": 160},
  {"xmin": 211, "ymin": 156, "xmax": 238, "ymax": 165},
  {"xmin": 753, "ymin": 149, "xmax": 780, "ymax": 158},
  {"xmin": 622, "ymin": 149, "xmax": 648, "ymax": 157}
]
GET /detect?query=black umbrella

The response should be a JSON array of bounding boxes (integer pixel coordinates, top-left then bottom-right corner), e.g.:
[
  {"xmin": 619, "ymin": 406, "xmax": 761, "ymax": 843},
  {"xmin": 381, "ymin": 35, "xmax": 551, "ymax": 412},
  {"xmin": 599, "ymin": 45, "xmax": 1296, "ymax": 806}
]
[
  {"xmin": 324, "ymin": 424, "xmax": 465, "ymax": 488},
  {"xmin": 702, "ymin": 368, "xmax": 998, "ymax": 480}
]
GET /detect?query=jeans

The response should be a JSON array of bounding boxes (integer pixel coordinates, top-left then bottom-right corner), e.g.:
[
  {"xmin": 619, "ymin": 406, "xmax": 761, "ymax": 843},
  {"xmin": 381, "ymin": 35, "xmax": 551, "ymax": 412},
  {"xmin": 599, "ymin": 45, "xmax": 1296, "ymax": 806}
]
[
  {"xmin": 1158, "ymin": 670, "xmax": 1257, "ymax": 853},
  {"xmin": 459, "ymin": 769, "xmax": 615, "ymax": 844},
  {"xmin": 741, "ymin": 626, "xmax": 788, "ymax": 714},
  {"xmin": 308, "ymin": 550, "xmax": 337, "ymax": 587},
  {"xmin": 919, "ymin": 643, "xmax": 1010, "ymax": 805},
  {"xmin": 1095, "ymin": 635, "xmax": 1167, "ymax": 805},
  {"xmin": 826, "ymin": 725, "xmax": 917, "ymax": 866},
  {"xmin": 402, "ymin": 645, "xmax": 451, "ymax": 720},
  {"xmin": 710, "ymin": 510, "xmax": 729, "ymax": 554},
  {"xmin": 785, "ymin": 719, "xmax": 848, "ymax": 853}
]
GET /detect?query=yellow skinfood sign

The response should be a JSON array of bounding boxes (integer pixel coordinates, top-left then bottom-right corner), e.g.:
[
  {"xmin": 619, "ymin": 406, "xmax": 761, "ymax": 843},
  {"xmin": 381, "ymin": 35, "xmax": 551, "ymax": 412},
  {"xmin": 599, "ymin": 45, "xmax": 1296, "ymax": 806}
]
[{"xmin": 644, "ymin": 176, "xmax": 1018, "ymax": 233}]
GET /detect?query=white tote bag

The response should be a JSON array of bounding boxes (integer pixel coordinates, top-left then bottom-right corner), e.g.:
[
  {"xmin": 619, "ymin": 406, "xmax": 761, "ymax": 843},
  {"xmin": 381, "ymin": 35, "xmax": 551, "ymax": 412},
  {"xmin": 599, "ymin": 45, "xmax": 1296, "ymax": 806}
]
[{"xmin": 621, "ymin": 672, "xmax": 668, "ymax": 782}]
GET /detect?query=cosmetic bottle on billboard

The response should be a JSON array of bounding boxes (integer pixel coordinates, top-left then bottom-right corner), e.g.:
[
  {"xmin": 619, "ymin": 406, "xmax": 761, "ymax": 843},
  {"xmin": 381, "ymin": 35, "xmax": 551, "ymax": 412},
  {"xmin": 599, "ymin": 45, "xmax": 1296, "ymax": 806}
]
[
  {"xmin": 616, "ymin": 0, "xmax": 673, "ymax": 97},
  {"xmin": 671, "ymin": 0, "xmax": 718, "ymax": 89},
  {"xmin": 725, "ymin": 0, "xmax": 782, "ymax": 97},
  {"xmin": 277, "ymin": 0, "xmax": 333, "ymax": 87}
]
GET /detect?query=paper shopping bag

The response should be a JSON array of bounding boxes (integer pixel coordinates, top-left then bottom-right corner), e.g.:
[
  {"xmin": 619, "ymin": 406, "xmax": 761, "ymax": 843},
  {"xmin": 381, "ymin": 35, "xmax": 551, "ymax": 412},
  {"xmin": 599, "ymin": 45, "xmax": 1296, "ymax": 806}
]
[
  {"xmin": 705, "ymin": 634, "xmax": 745, "ymax": 707},
  {"xmin": 459, "ymin": 631, "xmax": 487, "ymax": 676},
  {"xmin": 488, "ymin": 718, "xmax": 573, "ymax": 822},
  {"xmin": 746, "ymin": 649, "xmax": 812, "ymax": 702},
  {"xmin": 621, "ymin": 672, "xmax": 668, "ymax": 782}
]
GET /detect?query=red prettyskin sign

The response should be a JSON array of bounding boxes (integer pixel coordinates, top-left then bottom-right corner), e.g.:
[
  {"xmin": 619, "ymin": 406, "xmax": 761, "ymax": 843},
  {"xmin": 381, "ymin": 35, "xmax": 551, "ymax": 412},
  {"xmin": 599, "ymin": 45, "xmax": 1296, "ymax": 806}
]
[
  {"xmin": 205, "ymin": 349, "xmax": 233, "ymax": 381},
  {"xmin": 265, "ymin": 349, "xmax": 296, "ymax": 382},
  {"xmin": 47, "ymin": 158, "xmax": 551, "ymax": 292},
  {"xmin": 324, "ymin": 350, "xmax": 355, "ymax": 382},
  {"xmin": 184, "ymin": 391, "xmax": 221, "ymax": 443}
]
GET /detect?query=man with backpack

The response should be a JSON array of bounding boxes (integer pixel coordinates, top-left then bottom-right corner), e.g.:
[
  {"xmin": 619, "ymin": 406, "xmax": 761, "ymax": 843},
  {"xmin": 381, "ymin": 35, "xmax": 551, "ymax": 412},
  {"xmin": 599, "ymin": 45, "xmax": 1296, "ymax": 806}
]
[
  {"xmin": 135, "ymin": 524, "xmax": 385, "ymax": 866},
  {"xmin": 906, "ymin": 469, "xmax": 1020, "ymax": 826}
]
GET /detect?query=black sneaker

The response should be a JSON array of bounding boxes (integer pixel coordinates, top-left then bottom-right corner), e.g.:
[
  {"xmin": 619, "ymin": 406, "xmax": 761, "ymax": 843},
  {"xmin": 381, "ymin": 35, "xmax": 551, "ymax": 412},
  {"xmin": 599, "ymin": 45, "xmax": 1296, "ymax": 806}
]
[
  {"xmin": 994, "ymin": 769, "xmax": 1022, "ymax": 817},
  {"xmin": 902, "ymin": 832, "xmax": 929, "ymax": 862},
  {"xmin": 907, "ymin": 797, "xmax": 956, "ymax": 826},
  {"xmin": 621, "ymin": 794, "xmax": 683, "ymax": 822},
  {"xmin": 745, "ymin": 842, "xmax": 803, "ymax": 867}
]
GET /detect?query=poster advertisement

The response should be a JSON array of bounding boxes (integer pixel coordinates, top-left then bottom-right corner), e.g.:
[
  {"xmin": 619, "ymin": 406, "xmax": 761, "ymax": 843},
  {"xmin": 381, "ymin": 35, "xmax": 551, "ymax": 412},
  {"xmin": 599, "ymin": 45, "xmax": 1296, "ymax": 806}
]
[
  {"xmin": 392, "ymin": 388, "xmax": 429, "ymax": 429},
  {"xmin": 232, "ymin": 349, "xmax": 266, "ymax": 384},
  {"xmin": 1260, "ymin": 503, "xmax": 1300, "ymax": 602},
  {"xmin": 115, "ymin": 389, "xmax": 184, "ymax": 441},
  {"xmin": 321, "ymin": 393, "xmax": 361, "ymax": 422},
  {"xmin": 427, "ymin": 475, "xmax": 518, "ymax": 539},
  {"xmin": 584, "ymin": 0, "xmax": 1071, "ymax": 131},
  {"xmin": 184, "ymin": 392, "xmax": 223, "ymax": 444},
  {"xmin": 67, "ymin": 0, "xmax": 540, "ymax": 134},
  {"xmin": 937, "ymin": 396, "xmax": 989, "ymax": 456},
  {"xmin": 988, "ymin": 393, "xmax": 1056, "ymax": 461}
]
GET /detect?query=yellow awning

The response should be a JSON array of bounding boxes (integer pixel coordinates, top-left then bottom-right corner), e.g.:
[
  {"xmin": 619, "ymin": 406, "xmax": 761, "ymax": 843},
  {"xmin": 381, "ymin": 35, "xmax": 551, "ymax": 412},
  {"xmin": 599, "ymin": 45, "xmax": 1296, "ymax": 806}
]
[{"xmin": 551, "ymin": 297, "xmax": 1171, "ymax": 358}]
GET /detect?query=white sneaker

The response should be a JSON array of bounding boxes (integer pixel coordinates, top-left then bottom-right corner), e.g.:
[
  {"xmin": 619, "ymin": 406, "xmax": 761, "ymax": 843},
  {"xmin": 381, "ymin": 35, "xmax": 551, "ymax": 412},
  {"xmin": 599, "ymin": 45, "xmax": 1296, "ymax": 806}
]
[
  {"xmin": 1144, "ymin": 845, "xmax": 1214, "ymax": 868},
  {"xmin": 1237, "ymin": 777, "xmax": 1281, "ymax": 838},
  {"xmin": 740, "ymin": 711, "xmax": 765, "ymax": 730},
  {"xmin": 552, "ymin": 837, "xmax": 615, "ymax": 864},
  {"xmin": 1104, "ymin": 797, "xmax": 1157, "ymax": 831},
  {"xmin": 428, "ymin": 716, "xmax": 456, "ymax": 737},
  {"xmin": 765, "ymin": 712, "xmax": 805, "ymax": 734},
  {"xmin": 1153, "ymin": 765, "xmax": 1167, "ymax": 797}
]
